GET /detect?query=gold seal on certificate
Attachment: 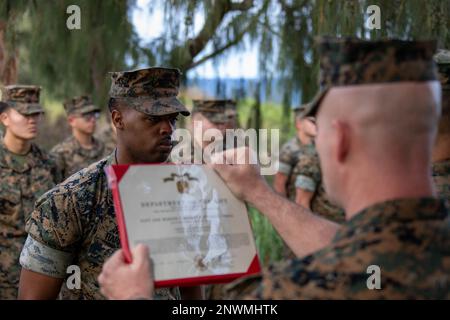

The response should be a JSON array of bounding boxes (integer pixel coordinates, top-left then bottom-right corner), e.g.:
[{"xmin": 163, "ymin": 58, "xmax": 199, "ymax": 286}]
[{"xmin": 106, "ymin": 164, "xmax": 261, "ymax": 287}]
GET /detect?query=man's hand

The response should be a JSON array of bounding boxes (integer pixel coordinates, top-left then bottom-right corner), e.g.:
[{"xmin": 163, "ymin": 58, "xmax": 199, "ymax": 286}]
[
  {"xmin": 98, "ymin": 244, "xmax": 154, "ymax": 300},
  {"xmin": 210, "ymin": 147, "xmax": 271, "ymax": 205},
  {"xmin": 211, "ymin": 147, "xmax": 340, "ymax": 258}
]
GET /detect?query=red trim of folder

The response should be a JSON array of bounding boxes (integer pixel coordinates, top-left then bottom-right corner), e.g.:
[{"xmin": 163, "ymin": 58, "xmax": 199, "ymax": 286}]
[{"xmin": 106, "ymin": 164, "xmax": 261, "ymax": 288}]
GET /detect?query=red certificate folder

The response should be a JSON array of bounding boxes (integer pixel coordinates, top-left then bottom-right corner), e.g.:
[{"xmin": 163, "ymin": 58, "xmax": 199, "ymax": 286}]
[{"xmin": 105, "ymin": 164, "xmax": 261, "ymax": 288}]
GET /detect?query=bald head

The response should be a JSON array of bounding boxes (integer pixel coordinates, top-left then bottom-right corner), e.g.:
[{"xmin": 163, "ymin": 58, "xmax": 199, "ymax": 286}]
[{"xmin": 315, "ymin": 81, "xmax": 441, "ymax": 214}]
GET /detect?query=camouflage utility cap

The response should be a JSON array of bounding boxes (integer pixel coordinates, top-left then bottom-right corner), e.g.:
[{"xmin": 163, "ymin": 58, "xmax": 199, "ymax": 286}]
[
  {"xmin": 1, "ymin": 85, "xmax": 44, "ymax": 115},
  {"xmin": 109, "ymin": 67, "xmax": 190, "ymax": 116},
  {"xmin": 305, "ymin": 38, "xmax": 438, "ymax": 116},
  {"xmin": 0, "ymin": 101, "xmax": 8, "ymax": 113},
  {"xmin": 293, "ymin": 103, "xmax": 312, "ymax": 119},
  {"xmin": 434, "ymin": 49, "xmax": 450, "ymax": 91},
  {"xmin": 64, "ymin": 95, "xmax": 100, "ymax": 115},
  {"xmin": 192, "ymin": 99, "xmax": 236, "ymax": 124}
]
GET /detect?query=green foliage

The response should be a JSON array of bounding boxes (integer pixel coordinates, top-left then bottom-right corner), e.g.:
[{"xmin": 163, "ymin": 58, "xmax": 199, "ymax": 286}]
[
  {"xmin": 2, "ymin": 0, "xmax": 449, "ymax": 106},
  {"xmin": 237, "ymin": 98, "xmax": 296, "ymax": 143},
  {"xmin": 249, "ymin": 206, "xmax": 285, "ymax": 265},
  {"xmin": 2, "ymin": 0, "xmax": 141, "ymax": 104}
]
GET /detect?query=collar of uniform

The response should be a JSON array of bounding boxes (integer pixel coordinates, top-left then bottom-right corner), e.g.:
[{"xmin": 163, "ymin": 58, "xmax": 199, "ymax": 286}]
[
  {"xmin": 106, "ymin": 148, "xmax": 171, "ymax": 166},
  {"xmin": 333, "ymin": 197, "xmax": 448, "ymax": 243},
  {"xmin": 69, "ymin": 135, "xmax": 104, "ymax": 158},
  {"xmin": 0, "ymin": 139, "xmax": 43, "ymax": 173},
  {"xmin": 102, "ymin": 150, "xmax": 117, "ymax": 208},
  {"xmin": 105, "ymin": 149, "xmax": 117, "ymax": 166},
  {"xmin": 296, "ymin": 136, "xmax": 315, "ymax": 148}
]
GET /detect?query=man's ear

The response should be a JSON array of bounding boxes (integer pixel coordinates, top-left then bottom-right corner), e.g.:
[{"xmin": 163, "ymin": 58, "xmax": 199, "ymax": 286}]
[
  {"xmin": 67, "ymin": 115, "xmax": 76, "ymax": 126},
  {"xmin": 295, "ymin": 117, "xmax": 302, "ymax": 132},
  {"xmin": 333, "ymin": 120, "xmax": 351, "ymax": 163},
  {"xmin": 0, "ymin": 110, "xmax": 9, "ymax": 126},
  {"xmin": 111, "ymin": 109, "xmax": 124, "ymax": 130}
]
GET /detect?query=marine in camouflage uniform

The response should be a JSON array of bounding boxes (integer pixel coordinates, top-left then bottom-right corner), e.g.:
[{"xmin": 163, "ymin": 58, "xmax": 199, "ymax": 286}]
[
  {"xmin": 51, "ymin": 96, "xmax": 107, "ymax": 181},
  {"xmin": 278, "ymin": 136, "xmax": 302, "ymax": 198},
  {"xmin": 190, "ymin": 99, "xmax": 239, "ymax": 299},
  {"xmin": 0, "ymin": 86, "xmax": 59, "ymax": 299},
  {"xmin": 190, "ymin": 99, "xmax": 238, "ymax": 163},
  {"xmin": 278, "ymin": 106, "xmax": 317, "ymax": 200},
  {"xmin": 224, "ymin": 38, "xmax": 450, "ymax": 299},
  {"xmin": 291, "ymin": 146, "xmax": 345, "ymax": 223},
  {"xmin": 432, "ymin": 49, "xmax": 450, "ymax": 207},
  {"xmin": 192, "ymin": 100, "xmax": 238, "ymax": 128},
  {"xmin": 19, "ymin": 67, "xmax": 190, "ymax": 300},
  {"xmin": 226, "ymin": 198, "xmax": 449, "ymax": 299},
  {"xmin": 96, "ymin": 122, "xmax": 117, "ymax": 155}
]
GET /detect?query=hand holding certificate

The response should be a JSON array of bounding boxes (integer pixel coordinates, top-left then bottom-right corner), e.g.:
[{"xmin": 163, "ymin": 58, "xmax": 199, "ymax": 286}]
[{"xmin": 106, "ymin": 164, "xmax": 261, "ymax": 287}]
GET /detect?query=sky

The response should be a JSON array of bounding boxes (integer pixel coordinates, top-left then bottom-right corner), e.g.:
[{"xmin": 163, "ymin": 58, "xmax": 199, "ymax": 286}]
[{"xmin": 131, "ymin": 0, "xmax": 259, "ymax": 79}]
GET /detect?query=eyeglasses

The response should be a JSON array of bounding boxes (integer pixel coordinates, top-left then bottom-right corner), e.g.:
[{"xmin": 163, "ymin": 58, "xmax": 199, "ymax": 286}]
[{"xmin": 81, "ymin": 112, "xmax": 100, "ymax": 121}]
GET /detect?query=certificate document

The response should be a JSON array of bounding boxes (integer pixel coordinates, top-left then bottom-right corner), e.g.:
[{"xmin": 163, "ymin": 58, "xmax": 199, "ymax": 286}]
[{"xmin": 105, "ymin": 164, "xmax": 261, "ymax": 287}]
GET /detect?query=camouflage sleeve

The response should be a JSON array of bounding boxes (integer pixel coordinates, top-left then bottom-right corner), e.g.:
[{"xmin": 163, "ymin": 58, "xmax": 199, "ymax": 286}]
[
  {"xmin": 19, "ymin": 235, "xmax": 72, "ymax": 278},
  {"xmin": 224, "ymin": 258, "xmax": 335, "ymax": 299},
  {"xmin": 293, "ymin": 154, "xmax": 320, "ymax": 192},
  {"xmin": 22, "ymin": 188, "xmax": 82, "ymax": 276},
  {"xmin": 278, "ymin": 142, "xmax": 294, "ymax": 175}
]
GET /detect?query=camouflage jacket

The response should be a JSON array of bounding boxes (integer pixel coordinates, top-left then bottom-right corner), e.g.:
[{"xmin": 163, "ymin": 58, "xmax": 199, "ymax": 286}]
[
  {"xmin": 278, "ymin": 137, "xmax": 301, "ymax": 178},
  {"xmin": 225, "ymin": 198, "xmax": 450, "ymax": 299},
  {"xmin": 20, "ymin": 153, "xmax": 180, "ymax": 300},
  {"xmin": 95, "ymin": 126, "xmax": 116, "ymax": 156},
  {"xmin": 279, "ymin": 137, "xmax": 317, "ymax": 200},
  {"xmin": 50, "ymin": 136, "xmax": 108, "ymax": 182},
  {"xmin": 0, "ymin": 140, "xmax": 58, "ymax": 238},
  {"xmin": 432, "ymin": 159, "xmax": 450, "ymax": 208},
  {"xmin": 291, "ymin": 146, "xmax": 345, "ymax": 223},
  {"xmin": 0, "ymin": 140, "xmax": 59, "ymax": 299}
]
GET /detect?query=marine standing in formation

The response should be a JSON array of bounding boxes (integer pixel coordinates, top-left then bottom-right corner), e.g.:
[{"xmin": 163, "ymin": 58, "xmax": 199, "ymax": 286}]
[
  {"xmin": 273, "ymin": 106, "xmax": 315, "ymax": 199},
  {"xmin": 190, "ymin": 99, "xmax": 238, "ymax": 164},
  {"xmin": 50, "ymin": 95, "xmax": 108, "ymax": 181},
  {"xmin": 0, "ymin": 85, "xmax": 59, "ymax": 299}
]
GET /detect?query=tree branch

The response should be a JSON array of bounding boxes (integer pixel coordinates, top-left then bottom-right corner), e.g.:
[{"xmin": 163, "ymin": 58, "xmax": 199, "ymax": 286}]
[
  {"xmin": 187, "ymin": 1, "xmax": 269, "ymax": 71},
  {"xmin": 187, "ymin": 30, "xmax": 246, "ymax": 70},
  {"xmin": 187, "ymin": 0, "xmax": 254, "ymax": 60},
  {"xmin": 229, "ymin": 0, "xmax": 254, "ymax": 11}
]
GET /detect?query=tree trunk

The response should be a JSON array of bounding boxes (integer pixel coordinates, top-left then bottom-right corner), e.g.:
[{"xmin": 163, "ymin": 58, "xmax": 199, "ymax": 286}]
[{"xmin": 0, "ymin": 20, "xmax": 18, "ymax": 85}]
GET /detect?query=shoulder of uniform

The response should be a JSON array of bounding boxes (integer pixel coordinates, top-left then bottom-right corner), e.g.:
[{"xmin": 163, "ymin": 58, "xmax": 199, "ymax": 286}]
[
  {"xmin": 50, "ymin": 136, "xmax": 76, "ymax": 153},
  {"xmin": 30, "ymin": 143, "xmax": 56, "ymax": 164},
  {"xmin": 93, "ymin": 135, "xmax": 106, "ymax": 149},
  {"xmin": 39, "ymin": 156, "xmax": 110, "ymax": 201},
  {"xmin": 0, "ymin": 142, "xmax": 8, "ymax": 165}
]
